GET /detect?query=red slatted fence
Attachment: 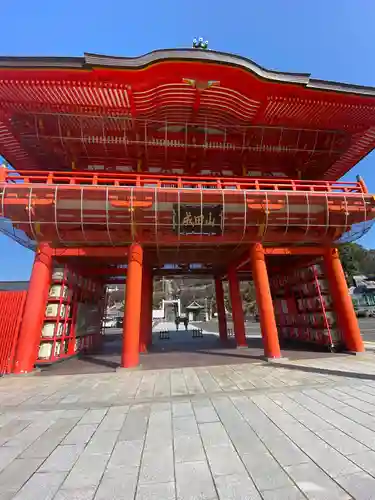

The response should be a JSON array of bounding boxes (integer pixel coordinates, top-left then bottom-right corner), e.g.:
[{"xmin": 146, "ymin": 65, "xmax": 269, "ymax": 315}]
[{"xmin": 0, "ymin": 291, "xmax": 26, "ymax": 374}]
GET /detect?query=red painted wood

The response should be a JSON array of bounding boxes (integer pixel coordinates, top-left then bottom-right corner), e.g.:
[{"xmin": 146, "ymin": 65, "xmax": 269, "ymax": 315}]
[
  {"xmin": 2, "ymin": 169, "xmax": 366, "ymax": 193},
  {"xmin": 122, "ymin": 243, "xmax": 143, "ymax": 368},
  {"xmin": 0, "ymin": 291, "xmax": 27, "ymax": 374},
  {"xmin": 1, "ymin": 59, "xmax": 375, "ymax": 179},
  {"xmin": 13, "ymin": 244, "xmax": 53, "ymax": 374}
]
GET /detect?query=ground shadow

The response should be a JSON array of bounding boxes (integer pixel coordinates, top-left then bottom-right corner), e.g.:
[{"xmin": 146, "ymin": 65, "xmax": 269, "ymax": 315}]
[
  {"xmin": 269, "ymin": 358, "xmax": 375, "ymax": 382},
  {"xmin": 39, "ymin": 326, "xmax": 350, "ymax": 375}
]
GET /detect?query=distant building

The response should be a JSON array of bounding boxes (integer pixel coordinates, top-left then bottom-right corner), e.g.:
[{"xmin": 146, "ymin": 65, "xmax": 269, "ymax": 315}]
[
  {"xmin": 185, "ymin": 301, "xmax": 205, "ymax": 322},
  {"xmin": 350, "ymin": 275, "xmax": 375, "ymax": 312},
  {"xmin": 0, "ymin": 281, "xmax": 29, "ymax": 291}
]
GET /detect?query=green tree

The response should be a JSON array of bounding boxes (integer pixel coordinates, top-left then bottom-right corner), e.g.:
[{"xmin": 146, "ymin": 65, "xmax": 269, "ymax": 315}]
[
  {"xmin": 339, "ymin": 242, "xmax": 375, "ymax": 284},
  {"xmin": 339, "ymin": 244, "xmax": 361, "ymax": 283}
]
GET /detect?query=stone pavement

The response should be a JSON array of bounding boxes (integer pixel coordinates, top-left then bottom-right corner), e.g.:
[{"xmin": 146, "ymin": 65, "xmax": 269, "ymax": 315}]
[
  {"xmin": 153, "ymin": 321, "xmax": 215, "ymax": 341},
  {"xmin": 2, "ymin": 358, "xmax": 375, "ymax": 498}
]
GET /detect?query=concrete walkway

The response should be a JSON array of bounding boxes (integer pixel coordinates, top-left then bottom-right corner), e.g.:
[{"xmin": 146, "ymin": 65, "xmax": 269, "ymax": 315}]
[{"xmin": 2, "ymin": 358, "xmax": 375, "ymax": 498}]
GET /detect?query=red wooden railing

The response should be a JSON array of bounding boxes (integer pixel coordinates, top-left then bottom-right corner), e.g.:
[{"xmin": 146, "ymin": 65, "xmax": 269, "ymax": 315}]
[{"xmin": 0, "ymin": 168, "xmax": 366, "ymax": 194}]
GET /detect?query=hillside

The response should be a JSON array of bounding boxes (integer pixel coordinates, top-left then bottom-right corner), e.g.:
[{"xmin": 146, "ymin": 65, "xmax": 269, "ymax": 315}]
[{"xmin": 339, "ymin": 243, "xmax": 375, "ymax": 283}]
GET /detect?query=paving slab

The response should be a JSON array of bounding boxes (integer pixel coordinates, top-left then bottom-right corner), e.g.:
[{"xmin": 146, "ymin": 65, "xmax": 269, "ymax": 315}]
[
  {"xmin": 12, "ymin": 472, "xmax": 66, "ymax": 500},
  {"xmin": 214, "ymin": 473, "xmax": 261, "ymax": 500},
  {"xmin": 53, "ymin": 488, "xmax": 96, "ymax": 500},
  {"xmin": 174, "ymin": 433, "xmax": 205, "ymax": 463},
  {"xmin": 0, "ymin": 457, "xmax": 44, "ymax": 497},
  {"xmin": 175, "ymin": 460, "xmax": 217, "ymax": 500},
  {"xmin": 94, "ymin": 471, "xmax": 138, "ymax": 500},
  {"xmin": 39, "ymin": 444, "xmax": 83, "ymax": 472},
  {"xmin": 2, "ymin": 357, "xmax": 375, "ymax": 498},
  {"xmin": 136, "ymin": 481, "xmax": 176, "ymax": 500}
]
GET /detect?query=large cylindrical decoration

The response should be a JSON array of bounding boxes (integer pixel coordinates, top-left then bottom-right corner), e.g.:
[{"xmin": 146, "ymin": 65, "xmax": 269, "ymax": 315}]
[
  {"xmin": 324, "ymin": 248, "xmax": 364, "ymax": 353},
  {"xmin": 13, "ymin": 243, "xmax": 53, "ymax": 373},
  {"xmin": 122, "ymin": 243, "xmax": 143, "ymax": 367},
  {"xmin": 251, "ymin": 243, "xmax": 281, "ymax": 359}
]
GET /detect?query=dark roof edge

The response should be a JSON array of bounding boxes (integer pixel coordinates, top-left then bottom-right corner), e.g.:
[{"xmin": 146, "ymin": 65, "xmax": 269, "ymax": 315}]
[
  {"xmin": 307, "ymin": 78, "xmax": 375, "ymax": 96},
  {"xmin": 0, "ymin": 48, "xmax": 375, "ymax": 97},
  {"xmin": 0, "ymin": 55, "xmax": 84, "ymax": 68},
  {"xmin": 84, "ymin": 49, "xmax": 310, "ymax": 83}
]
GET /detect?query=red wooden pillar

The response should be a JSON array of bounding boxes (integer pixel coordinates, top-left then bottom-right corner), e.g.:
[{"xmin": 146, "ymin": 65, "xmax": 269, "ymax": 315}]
[
  {"xmin": 215, "ymin": 277, "xmax": 228, "ymax": 342},
  {"xmin": 251, "ymin": 243, "xmax": 281, "ymax": 359},
  {"xmin": 228, "ymin": 265, "xmax": 247, "ymax": 347},
  {"xmin": 139, "ymin": 265, "xmax": 152, "ymax": 353},
  {"xmin": 324, "ymin": 248, "xmax": 364, "ymax": 352},
  {"xmin": 122, "ymin": 243, "xmax": 143, "ymax": 368},
  {"xmin": 13, "ymin": 243, "xmax": 53, "ymax": 373}
]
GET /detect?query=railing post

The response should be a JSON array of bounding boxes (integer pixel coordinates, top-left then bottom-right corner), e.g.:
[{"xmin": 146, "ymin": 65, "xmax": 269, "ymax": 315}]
[
  {"xmin": 356, "ymin": 175, "xmax": 368, "ymax": 194},
  {"xmin": 0, "ymin": 165, "xmax": 6, "ymax": 183}
]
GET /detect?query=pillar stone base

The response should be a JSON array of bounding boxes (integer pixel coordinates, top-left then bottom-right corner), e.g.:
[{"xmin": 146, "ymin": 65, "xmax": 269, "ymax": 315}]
[
  {"xmin": 7, "ymin": 368, "xmax": 42, "ymax": 377},
  {"xmin": 346, "ymin": 351, "xmax": 369, "ymax": 357},
  {"xmin": 264, "ymin": 357, "xmax": 289, "ymax": 363},
  {"xmin": 116, "ymin": 365, "xmax": 143, "ymax": 372}
]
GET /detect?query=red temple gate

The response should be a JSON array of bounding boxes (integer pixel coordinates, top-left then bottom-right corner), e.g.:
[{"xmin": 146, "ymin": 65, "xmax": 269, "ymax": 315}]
[{"xmin": 0, "ymin": 47, "xmax": 374, "ymax": 372}]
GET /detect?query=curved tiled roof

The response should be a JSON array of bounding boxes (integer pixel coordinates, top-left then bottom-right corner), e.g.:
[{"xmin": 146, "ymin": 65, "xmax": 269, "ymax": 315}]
[
  {"xmin": 0, "ymin": 49, "xmax": 374, "ymax": 97},
  {"xmin": 1, "ymin": 49, "xmax": 375, "ymax": 179}
]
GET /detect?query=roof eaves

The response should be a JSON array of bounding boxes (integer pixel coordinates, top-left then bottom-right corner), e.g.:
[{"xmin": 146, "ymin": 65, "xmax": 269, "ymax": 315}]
[
  {"xmin": 0, "ymin": 56, "xmax": 85, "ymax": 69},
  {"xmin": 84, "ymin": 49, "xmax": 311, "ymax": 85},
  {"xmin": 308, "ymin": 78, "xmax": 375, "ymax": 97},
  {"xmin": 1, "ymin": 49, "xmax": 375, "ymax": 98}
]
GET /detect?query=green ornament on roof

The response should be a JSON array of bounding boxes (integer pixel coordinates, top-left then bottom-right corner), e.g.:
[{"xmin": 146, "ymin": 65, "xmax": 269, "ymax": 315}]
[{"xmin": 192, "ymin": 37, "xmax": 209, "ymax": 50}]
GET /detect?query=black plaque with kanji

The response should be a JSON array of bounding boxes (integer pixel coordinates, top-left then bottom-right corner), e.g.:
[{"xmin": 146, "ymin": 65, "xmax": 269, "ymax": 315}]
[{"xmin": 173, "ymin": 205, "xmax": 223, "ymax": 235}]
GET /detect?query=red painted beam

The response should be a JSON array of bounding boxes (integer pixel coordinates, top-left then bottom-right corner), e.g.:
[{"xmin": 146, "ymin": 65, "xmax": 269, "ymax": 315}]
[
  {"xmin": 153, "ymin": 269, "xmax": 216, "ymax": 276},
  {"xmin": 106, "ymin": 279, "xmax": 126, "ymax": 285},
  {"xmin": 264, "ymin": 247, "xmax": 325, "ymax": 256},
  {"xmin": 235, "ymin": 246, "xmax": 325, "ymax": 272},
  {"xmin": 82, "ymin": 268, "xmax": 127, "ymax": 276},
  {"xmin": 53, "ymin": 247, "xmax": 128, "ymax": 258}
]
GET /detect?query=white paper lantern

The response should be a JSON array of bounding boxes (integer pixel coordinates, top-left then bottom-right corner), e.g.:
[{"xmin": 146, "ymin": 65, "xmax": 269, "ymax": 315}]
[
  {"xmin": 45, "ymin": 303, "xmax": 68, "ymax": 318},
  {"xmin": 38, "ymin": 342, "xmax": 52, "ymax": 359},
  {"xmin": 49, "ymin": 285, "xmax": 70, "ymax": 299}
]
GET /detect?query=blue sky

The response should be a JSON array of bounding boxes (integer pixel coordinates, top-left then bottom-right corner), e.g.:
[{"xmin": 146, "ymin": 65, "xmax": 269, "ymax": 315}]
[{"xmin": 1, "ymin": 0, "xmax": 375, "ymax": 280}]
